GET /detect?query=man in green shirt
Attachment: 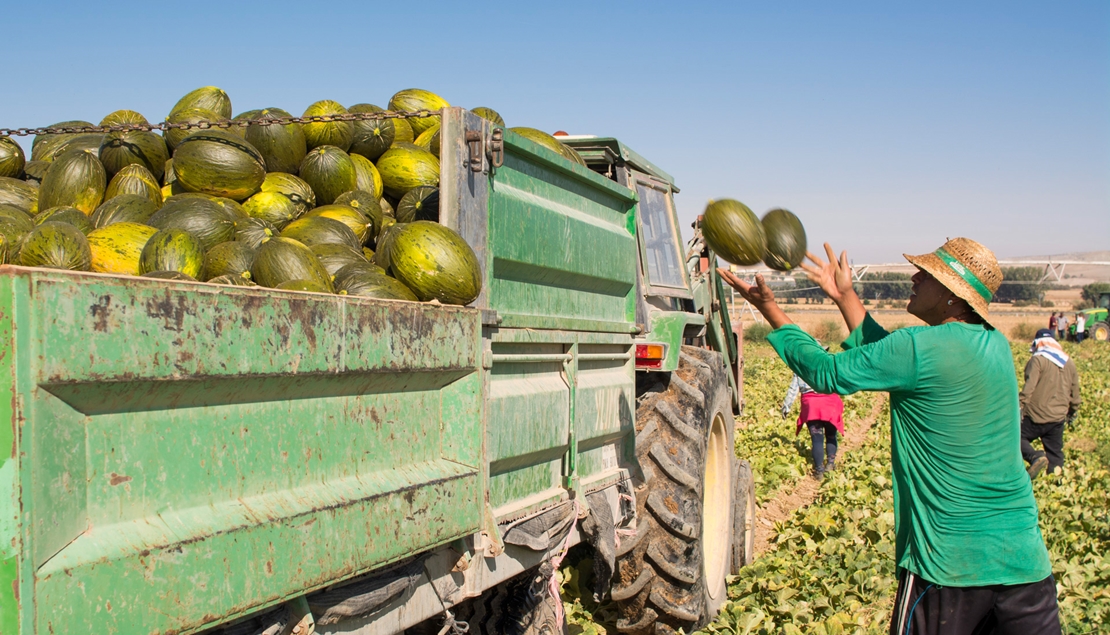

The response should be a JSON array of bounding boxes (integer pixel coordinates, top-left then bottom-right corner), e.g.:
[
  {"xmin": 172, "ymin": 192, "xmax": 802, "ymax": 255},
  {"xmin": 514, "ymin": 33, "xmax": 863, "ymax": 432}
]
[{"xmin": 719, "ymin": 237, "xmax": 1059, "ymax": 635}]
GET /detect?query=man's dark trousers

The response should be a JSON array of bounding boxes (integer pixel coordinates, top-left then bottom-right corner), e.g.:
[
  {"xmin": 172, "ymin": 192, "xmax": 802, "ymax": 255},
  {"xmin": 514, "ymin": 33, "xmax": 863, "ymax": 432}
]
[{"xmin": 1020, "ymin": 417, "xmax": 1065, "ymax": 471}]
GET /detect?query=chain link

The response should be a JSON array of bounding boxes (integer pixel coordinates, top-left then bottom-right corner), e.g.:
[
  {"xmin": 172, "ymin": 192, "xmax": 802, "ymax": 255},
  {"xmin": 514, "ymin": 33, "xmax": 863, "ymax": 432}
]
[{"xmin": 0, "ymin": 109, "xmax": 441, "ymax": 138}]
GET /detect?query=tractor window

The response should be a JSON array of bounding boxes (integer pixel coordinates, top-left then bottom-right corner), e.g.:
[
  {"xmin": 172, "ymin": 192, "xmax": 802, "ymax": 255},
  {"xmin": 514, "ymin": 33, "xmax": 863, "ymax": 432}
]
[{"xmin": 637, "ymin": 183, "xmax": 686, "ymax": 289}]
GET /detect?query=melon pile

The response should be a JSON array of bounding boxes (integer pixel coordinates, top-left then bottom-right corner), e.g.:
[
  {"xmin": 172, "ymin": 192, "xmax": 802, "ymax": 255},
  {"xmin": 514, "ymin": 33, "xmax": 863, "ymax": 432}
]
[
  {"xmin": 0, "ymin": 86, "xmax": 582, "ymax": 306},
  {"xmin": 701, "ymin": 199, "xmax": 808, "ymax": 271}
]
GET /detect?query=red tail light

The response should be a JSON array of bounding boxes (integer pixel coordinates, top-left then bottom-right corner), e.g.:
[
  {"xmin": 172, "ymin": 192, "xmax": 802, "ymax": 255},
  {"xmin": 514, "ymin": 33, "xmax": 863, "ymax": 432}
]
[{"xmin": 635, "ymin": 344, "xmax": 666, "ymax": 370}]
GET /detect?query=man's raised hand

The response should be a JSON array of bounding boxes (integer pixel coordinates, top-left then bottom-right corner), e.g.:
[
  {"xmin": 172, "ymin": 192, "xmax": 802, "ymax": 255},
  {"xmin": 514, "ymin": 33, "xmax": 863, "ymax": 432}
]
[{"xmin": 800, "ymin": 243, "xmax": 855, "ymax": 303}]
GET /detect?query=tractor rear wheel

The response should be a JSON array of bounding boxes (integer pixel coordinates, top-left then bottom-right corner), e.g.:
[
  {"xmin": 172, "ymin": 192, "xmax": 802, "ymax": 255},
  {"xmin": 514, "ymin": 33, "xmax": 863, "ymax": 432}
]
[{"xmin": 614, "ymin": 346, "xmax": 736, "ymax": 634}]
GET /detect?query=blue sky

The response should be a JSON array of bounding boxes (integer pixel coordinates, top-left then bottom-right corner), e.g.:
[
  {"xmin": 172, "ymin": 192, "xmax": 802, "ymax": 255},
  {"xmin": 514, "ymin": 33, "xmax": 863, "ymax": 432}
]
[{"xmin": 4, "ymin": 1, "xmax": 1107, "ymax": 263}]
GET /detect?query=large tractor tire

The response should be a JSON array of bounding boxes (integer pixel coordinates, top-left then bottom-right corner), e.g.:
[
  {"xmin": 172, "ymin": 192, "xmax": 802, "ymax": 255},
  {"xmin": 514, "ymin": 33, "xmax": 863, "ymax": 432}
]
[
  {"xmin": 614, "ymin": 346, "xmax": 737, "ymax": 634},
  {"xmin": 1091, "ymin": 321, "xmax": 1109, "ymax": 342},
  {"xmin": 456, "ymin": 563, "xmax": 567, "ymax": 635}
]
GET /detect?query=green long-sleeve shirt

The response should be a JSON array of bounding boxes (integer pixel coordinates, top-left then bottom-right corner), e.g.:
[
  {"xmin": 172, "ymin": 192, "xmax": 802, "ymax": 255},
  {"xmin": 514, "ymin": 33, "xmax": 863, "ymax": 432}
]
[{"xmin": 767, "ymin": 314, "xmax": 1052, "ymax": 587}]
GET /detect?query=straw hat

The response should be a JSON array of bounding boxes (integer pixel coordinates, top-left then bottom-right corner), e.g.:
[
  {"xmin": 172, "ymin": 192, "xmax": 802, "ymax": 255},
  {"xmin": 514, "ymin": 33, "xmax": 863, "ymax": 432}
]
[{"xmin": 904, "ymin": 237, "xmax": 1002, "ymax": 321}]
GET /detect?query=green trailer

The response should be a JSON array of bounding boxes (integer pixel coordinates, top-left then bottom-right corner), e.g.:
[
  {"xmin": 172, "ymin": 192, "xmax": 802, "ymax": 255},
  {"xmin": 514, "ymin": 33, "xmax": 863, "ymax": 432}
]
[{"xmin": 0, "ymin": 108, "xmax": 754, "ymax": 635}]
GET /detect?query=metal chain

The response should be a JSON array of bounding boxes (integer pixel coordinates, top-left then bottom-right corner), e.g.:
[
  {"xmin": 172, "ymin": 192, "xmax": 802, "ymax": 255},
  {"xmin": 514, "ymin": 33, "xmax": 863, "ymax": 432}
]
[{"xmin": 0, "ymin": 109, "xmax": 441, "ymax": 138}]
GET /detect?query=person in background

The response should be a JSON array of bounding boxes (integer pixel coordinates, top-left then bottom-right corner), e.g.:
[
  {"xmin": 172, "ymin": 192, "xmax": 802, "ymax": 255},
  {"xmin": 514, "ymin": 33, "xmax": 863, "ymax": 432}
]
[
  {"xmin": 781, "ymin": 351, "xmax": 845, "ymax": 479},
  {"xmin": 1048, "ymin": 312, "xmax": 1058, "ymax": 334},
  {"xmin": 1074, "ymin": 313, "xmax": 1086, "ymax": 343},
  {"xmin": 1056, "ymin": 312, "xmax": 1068, "ymax": 341},
  {"xmin": 1020, "ymin": 329, "xmax": 1081, "ymax": 479},
  {"xmin": 719, "ymin": 237, "xmax": 1059, "ymax": 635}
]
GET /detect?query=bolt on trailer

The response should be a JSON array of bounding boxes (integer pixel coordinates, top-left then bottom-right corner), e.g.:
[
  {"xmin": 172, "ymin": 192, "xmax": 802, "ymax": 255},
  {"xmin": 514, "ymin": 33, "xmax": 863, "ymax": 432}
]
[{"xmin": 0, "ymin": 108, "xmax": 755, "ymax": 635}]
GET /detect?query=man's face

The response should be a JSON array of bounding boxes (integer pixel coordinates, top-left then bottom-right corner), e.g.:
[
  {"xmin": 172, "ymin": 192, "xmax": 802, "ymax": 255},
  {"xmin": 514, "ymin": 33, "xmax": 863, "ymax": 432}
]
[{"xmin": 907, "ymin": 269, "xmax": 954, "ymax": 323}]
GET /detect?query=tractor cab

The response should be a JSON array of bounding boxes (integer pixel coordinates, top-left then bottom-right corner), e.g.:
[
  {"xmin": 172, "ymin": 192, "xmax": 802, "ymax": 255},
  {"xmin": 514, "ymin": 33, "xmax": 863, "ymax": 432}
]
[{"xmin": 559, "ymin": 135, "xmax": 742, "ymax": 409}]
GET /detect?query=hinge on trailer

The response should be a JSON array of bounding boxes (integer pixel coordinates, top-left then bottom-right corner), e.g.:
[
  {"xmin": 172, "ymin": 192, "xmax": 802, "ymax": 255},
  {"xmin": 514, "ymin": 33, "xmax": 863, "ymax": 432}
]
[
  {"xmin": 465, "ymin": 131, "xmax": 484, "ymax": 172},
  {"xmin": 489, "ymin": 128, "xmax": 504, "ymax": 168}
]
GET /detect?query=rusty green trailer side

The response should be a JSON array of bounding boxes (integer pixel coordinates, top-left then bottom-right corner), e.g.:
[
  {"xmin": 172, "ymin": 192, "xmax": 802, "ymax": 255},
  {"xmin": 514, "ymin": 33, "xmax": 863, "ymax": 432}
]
[
  {"xmin": 0, "ymin": 270, "xmax": 484, "ymax": 634},
  {"xmin": 0, "ymin": 108, "xmax": 644, "ymax": 634}
]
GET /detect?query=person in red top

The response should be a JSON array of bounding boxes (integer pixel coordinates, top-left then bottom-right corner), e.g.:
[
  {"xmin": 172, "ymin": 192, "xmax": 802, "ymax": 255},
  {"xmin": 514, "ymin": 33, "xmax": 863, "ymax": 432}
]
[
  {"xmin": 781, "ymin": 347, "xmax": 845, "ymax": 479},
  {"xmin": 1048, "ymin": 313, "xmax": 1058, "ymax": 332}
]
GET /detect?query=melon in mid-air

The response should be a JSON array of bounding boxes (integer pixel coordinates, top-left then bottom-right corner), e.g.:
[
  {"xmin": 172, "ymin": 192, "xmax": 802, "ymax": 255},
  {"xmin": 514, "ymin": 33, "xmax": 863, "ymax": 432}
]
[
  {"xmin": 760, "ymin": 208, "xmax": 807, "ymax": 271},
  {"xmin": 701, "ymin": 199, "xmax": 766, "ymax": 267}
]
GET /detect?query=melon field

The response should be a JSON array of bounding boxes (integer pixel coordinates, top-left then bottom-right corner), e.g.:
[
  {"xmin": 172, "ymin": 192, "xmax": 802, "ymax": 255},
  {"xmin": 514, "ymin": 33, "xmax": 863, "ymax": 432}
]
[{"xmin": 561, "ymin": 336, "xmax": 1110, "ymax": 634}]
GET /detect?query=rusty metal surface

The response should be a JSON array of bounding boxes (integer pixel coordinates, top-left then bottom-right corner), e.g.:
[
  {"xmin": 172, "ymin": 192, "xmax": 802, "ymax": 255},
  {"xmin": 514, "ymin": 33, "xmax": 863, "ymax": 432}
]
[{"xmin": 0, "ymin": 267, "xmax": 483, "ymax": 635}]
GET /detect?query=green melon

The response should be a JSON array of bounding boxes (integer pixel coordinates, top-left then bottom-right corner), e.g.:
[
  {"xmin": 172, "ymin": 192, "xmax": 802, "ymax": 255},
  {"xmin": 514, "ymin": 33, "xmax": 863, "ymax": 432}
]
[
  {"xmin": 379, "ymin": 196, "xmax": 395, "ymax": 219},
  {"xmin": 171, "ymin": 86, "xmax": 233, "ymax": 120},
  {"xmin": 229, "ymin": 109, "xmax": 262, "ymax": 138},
  {"xmin": 34, "ymin": 206, "xmax": 93, "ymax": 234},
  {"xmin": 208, "ymin": 273, "xmax": 257, "ymax": 286},
  {"xmin": 371, "ymin": 221, "xmax": 402, "ymax": 271},
  {"xmin": 375, "ymin": 144, "xmax": 439, "ymax": 199},
  {"xmin": 250, "ymin": 237, "xmax": 333, "ymax": 291},
  {"xmin": 333, "ymin": 261, "xmax": 387, "ymax": 288},
  {"xmin": 414, "ymin": 123, "xmax": 441, "ymax": 158},
  {"xmin": 234, "ymin": 216, "xmax": 277, "ymax": 249},
  {"xmin": 211, "ymin": 196, "xmax": 248, "ymax": 220},
  {"xmin": 31, "ymin": 121, "xmax": 94, "ymax": 161},
  {"xmin": 39, "ymin": 149, "xmax": 106, "ymax": 214},
  {"xmin": 302, "ymin": 100, "xmax": 353, "ymax": 151},
  {"xmin": 275, "ymin": 279, "xmax": 332, "ymax": 293},
  {"xmin": 164, "ymin": 107, "xmax": 227, "ymax": 151},
  {"xmin": 173, "ymin": 130, "xmax": 265, "ymax": 200},
  {"xmin": 140, "ymin": 228, "xmax": 205, "ymax": 279},
  {"xmin": 509, "ymin": 127, "xmax": 585, "ymax": 166},
  {"xmin": 22, "ymin": 161, "xmax": 49, "ymax": 186},
  {"xmin": 761, "ymin": 208, "xmax": 807, "ymax": 271},
  {"xmin": 244, "ymin": 107, "xmax": 307, "ymax": 174},
  {"xmin": 305, "ymin": 204, "xmax": 374, "ymax": 244},
  {"xmin": 388, "ymin": 221, "xmax": 481, "ymax": 305},
  {"xmin": 87, "ymin": 222, "xmax": 158, "ymax": 275},
  {"xmin": 18, "ymin": 221, "xmax": 91, "ymax": 270},
  {"xmin": 280, "ymin": 216, "xmax": 361, "ymax": 250},
  {"xmin": 203, "ymin": 241, "xmax": 256, "ymax": 281},
  {"xmin": 471, "ymin": 107, "xmax": 506, "ymax": 127},
  {"xmin": 104, "ymin": 164, "xmax": 163, "ymax": 207},
  {"xmin": 0, "ymin": 177, "xmax": 39, "ymax": 214},
  {"xmin": 388, "ymin": 89, "xmax": 449, "ymax": 137},
  {"xmin": 141, "ymin": 270, "xmax": 196, "ymax": 281},
  {"xmin": 98, "ymin": 110, "xmax": 169, "ymax": 180},
  {"xmin": 350, "ymin": 153, "xmax": 384, "ymax": 199},
  {"xmin": 310, "ymin": 243, "xmax": 368, "ymax": 277},
  {"xmin": 333, "ymin": 190, "xmax": 382, "ymax": 242},
  {"xmin": 335, "ymin": 267, "xmax": 419, "ymax": 301},
  {"xmin": 243, "ymin": 191, "xmax": 302, "ymax": 229},
  {"xmin": 701, "ymin": 199, "xmax": 766, "ymax": 267},
  {"xmin": 0, "ymin": 137, "xmax": 25, "ymax": 178},
  {"xmin": 148, "ymin": 196, "xmax": 236, "ymax": 250},
  {"xmin": 349, "ymin": 104, "xmax": 394, "ymax": 160},
  {"xmin": 299, "ymin": 146, "xmax": 357, "ymax": 205},
  {"xmin": 260, "ymin": 172, "xmax": 315, "ymax": 216},
  {"xmin": 91, "ymin": 194, "xmax": 160, "ymax": 228},
  {"xmin": 362, "ymin": 246, "xmax": 375, "ymax": 261},
  {"xmin": 0, "ymin": 206, "xmax": 35, "ymax": 247},
  {"xmin": 396, "ymin": 186, "xmax": 439, "ymax": 223}
]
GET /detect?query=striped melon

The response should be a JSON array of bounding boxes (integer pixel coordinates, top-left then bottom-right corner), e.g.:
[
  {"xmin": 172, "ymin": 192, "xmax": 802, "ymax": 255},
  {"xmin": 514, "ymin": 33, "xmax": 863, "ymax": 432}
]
[
  {"xmin": 173, "ymin": 130, "xmax": 265, "ymax": 201},
  {"xmin": 299, "ymin": 146, "xmax": 357, "ymax": 205},
  {"xmin": 375, "ymin": 144, "xmax": 439, "ymax": 199},
  {"xmin": 388, "ymin": 89, "xmax": 449, "ymax": 137},
  {"xmin": 87, "ymin": 222, "xmax": 158, "ymax": 274},
  {"xmin": 38, "ymin": 149, "xmax": 105, "ymax": 214},
  {"xmin": 302, "ymin": 100, "xmax": 353, "ymax": 151}
]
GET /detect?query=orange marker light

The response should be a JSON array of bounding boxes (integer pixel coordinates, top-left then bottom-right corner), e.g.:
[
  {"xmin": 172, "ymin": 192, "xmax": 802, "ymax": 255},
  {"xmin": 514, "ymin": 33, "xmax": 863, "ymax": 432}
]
[{"xmin": 635, "ymin": 344, "xmax": 666, "ymax": 370}]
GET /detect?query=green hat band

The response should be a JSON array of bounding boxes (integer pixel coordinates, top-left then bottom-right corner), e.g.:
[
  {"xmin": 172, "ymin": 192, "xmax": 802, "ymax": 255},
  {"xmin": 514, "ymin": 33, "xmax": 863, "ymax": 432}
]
[{"xmin": 934, "ymin": 247, "xmax": 992, "ymax": 302}]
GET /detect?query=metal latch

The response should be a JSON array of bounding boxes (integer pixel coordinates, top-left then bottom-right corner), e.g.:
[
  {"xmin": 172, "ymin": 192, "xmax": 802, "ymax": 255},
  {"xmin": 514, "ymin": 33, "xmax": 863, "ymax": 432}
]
[
  {"xmin": 465, "ymin": 131, "xmax": 484, "ymax": 172},
  {"xmin": 489, "ymin": 128, "xmax": 504, "ymax": 168}
]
